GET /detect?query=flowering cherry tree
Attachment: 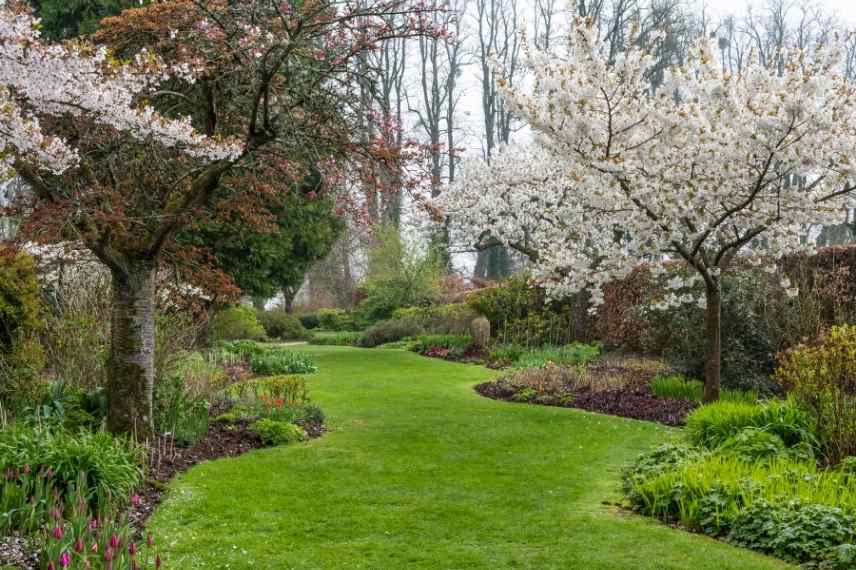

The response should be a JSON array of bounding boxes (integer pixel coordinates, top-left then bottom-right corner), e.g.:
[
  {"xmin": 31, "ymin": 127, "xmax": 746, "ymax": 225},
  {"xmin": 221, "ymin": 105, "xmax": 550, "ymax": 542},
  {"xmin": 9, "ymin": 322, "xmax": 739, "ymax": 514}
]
[
  {"xmin": 442, "ymin": 18, "xmax": 856, "ymax": 401},
  {"xmin": 3, "ymin": 0, "xmax": 436, "ymax": 437}
]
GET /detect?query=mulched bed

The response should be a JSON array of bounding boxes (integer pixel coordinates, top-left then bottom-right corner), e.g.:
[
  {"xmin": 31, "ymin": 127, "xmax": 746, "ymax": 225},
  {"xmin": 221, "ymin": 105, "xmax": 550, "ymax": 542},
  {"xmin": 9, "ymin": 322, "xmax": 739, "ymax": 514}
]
[
  {"xmin": 129, "ymin": 401, "xmax": 325, "ymax": 528},
  {"xmin": 475, "ymin": 362, "xmax": 698, "ymax": 427}
]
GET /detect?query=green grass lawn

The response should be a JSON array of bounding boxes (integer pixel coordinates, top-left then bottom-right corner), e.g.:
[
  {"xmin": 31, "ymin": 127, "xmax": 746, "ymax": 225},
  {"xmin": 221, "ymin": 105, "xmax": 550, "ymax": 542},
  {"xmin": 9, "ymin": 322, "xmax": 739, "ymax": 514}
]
[{"xmin": 149, "ymin": 346, "xmax": 789, "ymax": 569}]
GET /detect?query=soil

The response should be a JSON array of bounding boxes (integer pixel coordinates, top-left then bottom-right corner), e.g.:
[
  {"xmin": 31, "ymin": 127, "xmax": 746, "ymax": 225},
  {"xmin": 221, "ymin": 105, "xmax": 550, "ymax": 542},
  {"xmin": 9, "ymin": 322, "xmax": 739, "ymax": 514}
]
[
  {"xmin": 128, "ymin": 401, "xmax": 325, "ymax": 528},
  {"xmin": 475, "ymin": 368, "xmax": 698, "ymax": 427}
]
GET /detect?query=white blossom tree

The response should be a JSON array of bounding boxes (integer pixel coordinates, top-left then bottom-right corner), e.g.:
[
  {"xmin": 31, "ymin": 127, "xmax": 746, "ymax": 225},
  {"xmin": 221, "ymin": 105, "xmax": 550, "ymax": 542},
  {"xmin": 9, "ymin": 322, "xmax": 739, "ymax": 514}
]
[{"xmin": 442, "ymin": 17, "xmax": 856, "ymax": 401}]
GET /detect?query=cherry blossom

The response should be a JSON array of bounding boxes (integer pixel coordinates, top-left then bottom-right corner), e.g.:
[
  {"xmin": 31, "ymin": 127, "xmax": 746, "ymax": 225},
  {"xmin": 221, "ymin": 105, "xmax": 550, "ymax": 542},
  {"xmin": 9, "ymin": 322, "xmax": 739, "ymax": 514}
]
[{"xmin": 442, "ymin": 16, "xmax": 856, "ymax": 399}]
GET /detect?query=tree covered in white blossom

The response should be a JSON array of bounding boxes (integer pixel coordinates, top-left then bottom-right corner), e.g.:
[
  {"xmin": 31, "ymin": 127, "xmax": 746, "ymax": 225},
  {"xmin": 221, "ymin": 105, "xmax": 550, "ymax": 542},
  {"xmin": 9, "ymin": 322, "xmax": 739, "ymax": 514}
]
[{"xmin": 442, "ymin": 17, "xmax": 856, "ymax": 401}]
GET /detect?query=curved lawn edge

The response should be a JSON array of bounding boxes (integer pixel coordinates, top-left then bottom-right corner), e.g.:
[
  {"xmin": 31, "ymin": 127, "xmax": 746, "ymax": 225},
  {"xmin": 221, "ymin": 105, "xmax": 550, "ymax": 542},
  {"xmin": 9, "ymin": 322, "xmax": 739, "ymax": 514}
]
[{"xmin": 149, "ymin": 346, "xmax": 791, "ymax": 569}]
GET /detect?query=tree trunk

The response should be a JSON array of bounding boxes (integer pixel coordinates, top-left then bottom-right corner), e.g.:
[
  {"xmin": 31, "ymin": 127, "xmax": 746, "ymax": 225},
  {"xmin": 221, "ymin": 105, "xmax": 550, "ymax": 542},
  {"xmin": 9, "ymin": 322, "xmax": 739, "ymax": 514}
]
[
  {"xmin": 703, "ymin": 279, "xmax": 722, "ymax": 403},
  {"xmin": 107, "ymin": 259, "xmax": 156, "ymax": 439},
  {"xmin": 282, "ymin": 287, "xmax": 296, "ymax": 313}
]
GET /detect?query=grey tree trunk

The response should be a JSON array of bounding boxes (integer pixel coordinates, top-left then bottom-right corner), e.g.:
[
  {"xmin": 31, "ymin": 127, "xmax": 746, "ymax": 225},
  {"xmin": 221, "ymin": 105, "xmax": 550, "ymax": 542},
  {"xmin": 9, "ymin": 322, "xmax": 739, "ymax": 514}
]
[
  {"xmin": 703, "ymin": 279, "xmax": 722, "ymax": 403},
  {"xmin": 107, "ymin": 259, "xmax": 156, "ymax": 439}
]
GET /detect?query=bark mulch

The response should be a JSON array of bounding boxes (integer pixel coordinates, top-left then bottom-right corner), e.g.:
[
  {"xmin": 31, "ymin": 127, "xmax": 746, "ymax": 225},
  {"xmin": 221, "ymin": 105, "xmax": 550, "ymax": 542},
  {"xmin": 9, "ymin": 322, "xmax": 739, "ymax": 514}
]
[
  {"xmin": 129, "ymin": 401, "xmax": 325, "ymax": 528},
  {"xmin": 475, "ymin": 360, "xmax": 698, "ymax": 427}
]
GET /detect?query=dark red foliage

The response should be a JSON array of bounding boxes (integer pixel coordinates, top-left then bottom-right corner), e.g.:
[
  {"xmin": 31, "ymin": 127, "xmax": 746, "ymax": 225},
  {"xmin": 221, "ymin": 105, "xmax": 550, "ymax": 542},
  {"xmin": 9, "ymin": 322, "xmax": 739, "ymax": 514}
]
[{"xmin": 475, "ymin": 377, "xmax": 697, "ymax": 427}]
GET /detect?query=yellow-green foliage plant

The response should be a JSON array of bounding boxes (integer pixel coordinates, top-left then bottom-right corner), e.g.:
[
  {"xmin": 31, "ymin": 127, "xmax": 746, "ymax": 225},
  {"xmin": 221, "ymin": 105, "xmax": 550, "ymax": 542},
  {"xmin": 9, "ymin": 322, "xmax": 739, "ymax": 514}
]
[
  {"xmin": 775, "ymin": 325, "xmax": 856, "ymax": 464},
  {"xmin": 0, "ymin": 247, "xmax": 44, "ymax": 400}
]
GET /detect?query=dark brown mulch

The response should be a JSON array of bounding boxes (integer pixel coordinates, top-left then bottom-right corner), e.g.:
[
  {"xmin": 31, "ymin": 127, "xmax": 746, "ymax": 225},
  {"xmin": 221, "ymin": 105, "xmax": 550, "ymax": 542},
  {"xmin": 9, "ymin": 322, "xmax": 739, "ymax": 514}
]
[
  {"xmin": 475, "ymin": 376, "xmax": 698, "ymax": 427},
  {"xmin": 0, "ymin": 536, "xmax": 37, "ymax": 570},
  {"xmin": 128, "ymin": 402, "xmax": 325, "ymax": 528}
]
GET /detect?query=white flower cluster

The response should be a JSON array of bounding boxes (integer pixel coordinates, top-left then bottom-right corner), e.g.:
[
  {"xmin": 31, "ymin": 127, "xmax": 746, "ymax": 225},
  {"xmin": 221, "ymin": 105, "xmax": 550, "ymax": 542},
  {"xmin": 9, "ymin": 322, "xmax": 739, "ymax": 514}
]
[
  {"xmin": 441, "ymin": 17, "xmax": 856, "ymax": 307},
  {"xmin": 0, "ymin": 3, "xmax": 242, "ymax": 176}
]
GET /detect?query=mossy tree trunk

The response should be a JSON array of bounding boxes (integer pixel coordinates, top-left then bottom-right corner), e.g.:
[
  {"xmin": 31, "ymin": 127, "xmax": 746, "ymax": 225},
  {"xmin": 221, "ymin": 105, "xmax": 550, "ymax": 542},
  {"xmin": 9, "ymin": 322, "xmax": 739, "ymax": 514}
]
[{"xmin": 107, "ymin": 258, "xmax": 156, "ymax": 439}]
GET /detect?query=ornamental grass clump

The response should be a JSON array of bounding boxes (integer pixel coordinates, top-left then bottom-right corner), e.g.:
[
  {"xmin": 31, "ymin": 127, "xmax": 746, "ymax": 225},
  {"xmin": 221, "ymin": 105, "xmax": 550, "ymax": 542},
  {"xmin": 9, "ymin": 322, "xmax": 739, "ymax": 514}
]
[{"xmin": 684, "ymin": 398, "xmax": 817, "ymax": 450}]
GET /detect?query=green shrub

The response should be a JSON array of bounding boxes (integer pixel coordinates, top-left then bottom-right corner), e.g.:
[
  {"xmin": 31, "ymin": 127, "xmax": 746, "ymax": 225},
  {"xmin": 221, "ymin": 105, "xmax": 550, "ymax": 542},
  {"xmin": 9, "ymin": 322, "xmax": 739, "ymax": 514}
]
[
  {"xmin": 299, "ymin": 313, "xmax": 320, "ymax": 330},
  {"xmin": 212, "ymin": 339, "xmax": 268, "ymax": 361},
  {"xmin": 639, "ymin": 271, "xmax": 781, "ymax": 394},
  {"xmin": 257, "ymin": 310, "xmax": 308, "ymax": 340},
  {"xmin": 0, "ymin": 247, "xmax": 44, "ymax": 403},
  {"xmin": 316, "ymin": 308, "xmax": 356, "ymax": 331},
  {"xmin": 410, "ymin": 334, "xmax": 472, "ymax": 354},
  {"xmin": 358, "ymin": 318, "xmax": 423, "ymax": 348},
  {"xmin": 512, "ymin": 343, "xmax": 600, "ymax": 369},
  {"xmin": 250, "ymin": 418, "xmax": 306, "ymax": 446},
  {"xmin": 209, "ymin": 305, "xmax": 266, "ymax": 342},
  {"xmin": 623, "ymin": 443, "xmax": 701, "ymax": 495},
  {"xmin": 299, "ymin": 403, "xmax": 325, "ymax": 424},
  {"xmin": 727, "ymin": 500, "xmax": 856, "ymax": 566},
  {"xmin": 775, "ymin": 325, "xmax": 856, "ymax": 465},
  {"xmin": 684, "ymin": 399, "xmax": 817, "ymax": 450},
  {"xmin": 250, "ymin": 350, "xmax": 317, "ymax": 375},
  {"xmin": 309, "ymin": 331, "xmax": 362, "ymax": 346},
  {"xmin": 717, "ymin": 427, "xmax": 813, "ymax": 463}
]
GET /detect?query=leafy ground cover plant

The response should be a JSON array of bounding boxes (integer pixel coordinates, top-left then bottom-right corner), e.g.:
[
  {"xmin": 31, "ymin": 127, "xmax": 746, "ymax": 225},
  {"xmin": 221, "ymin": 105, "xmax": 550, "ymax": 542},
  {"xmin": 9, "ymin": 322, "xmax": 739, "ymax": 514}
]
[
  {"xmin": 409, "ymin": 334, "xmax": 473, "ymax": 360},
  {"xmin": 486, "ymin": 342, "xmax": 601, "ymax": 369},
  {"xmin": 249, "ymin": 418, "xmax": 306, "ymax": 446},
  {"xmin": 357, "ymin": 318, "xmax": 423, "ymax": 348},
  {"xmin": 250, "ymin": 350, "xmax": 318, "ymax": 375},
  {"xmin": 309, "ymin": 331, "xmax": 362, "ymax": 346}
]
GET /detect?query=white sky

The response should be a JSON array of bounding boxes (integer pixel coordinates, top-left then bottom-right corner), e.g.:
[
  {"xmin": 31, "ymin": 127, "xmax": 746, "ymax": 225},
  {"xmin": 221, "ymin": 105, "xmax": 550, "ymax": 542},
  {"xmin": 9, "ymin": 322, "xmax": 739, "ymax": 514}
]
[{"xmin": 709, "ymin": 0, "xmax": 856, "ymax": 22}]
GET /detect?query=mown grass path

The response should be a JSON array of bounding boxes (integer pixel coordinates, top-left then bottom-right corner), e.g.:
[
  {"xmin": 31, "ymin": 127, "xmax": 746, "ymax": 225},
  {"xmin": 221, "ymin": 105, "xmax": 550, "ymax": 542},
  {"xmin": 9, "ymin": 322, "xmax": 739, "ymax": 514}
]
[{"xmin": 150, "ymin": 347, "xmax": 789, "ymax": 569}]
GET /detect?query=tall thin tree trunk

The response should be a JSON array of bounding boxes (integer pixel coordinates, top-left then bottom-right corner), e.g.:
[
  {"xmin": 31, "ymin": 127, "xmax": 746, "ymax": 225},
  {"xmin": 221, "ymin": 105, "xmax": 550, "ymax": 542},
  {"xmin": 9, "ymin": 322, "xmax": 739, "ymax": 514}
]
[
  {"xmin": 107, "ymin": 259, "xmax": 156, "ymax": 439},
  {"xmin": 703, "ymin": 279, "xmax": 722, "ymax": 403}
]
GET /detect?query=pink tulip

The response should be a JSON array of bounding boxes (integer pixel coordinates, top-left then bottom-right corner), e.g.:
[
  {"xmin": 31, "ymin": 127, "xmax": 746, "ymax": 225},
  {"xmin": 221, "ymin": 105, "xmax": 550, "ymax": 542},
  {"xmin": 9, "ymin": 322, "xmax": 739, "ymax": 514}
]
[
  {"xmin": 47, "ymin": 563, "xmax": 55, "ymax": 570},
  {"xmin": 59, "ymin": 551, "xmax": 71, "ymax": 567},
  {"xmin": 74, "ymin": 537, "xmax": 85, "ymax": 553},
  {"xmin": 156, "ymin": 554, "xmax": 162, "ymax": 568},
  {"xmin": 52, "ymin": 526, "xmax": 63, "ymax": 540},
  {"xmin": 131, "ymin": 494, "xmax": 142, "ymax": 507},
  {"xmin": 103, "ymin": 546, "xmax": 113, "ymax": 562},
  {"xmin": 109, "ymin": 534, "xmax": 120, "ymax": 549},
  {"xmin": 128, "ymin": 542, "xmax": 137, "ymax": 556}
]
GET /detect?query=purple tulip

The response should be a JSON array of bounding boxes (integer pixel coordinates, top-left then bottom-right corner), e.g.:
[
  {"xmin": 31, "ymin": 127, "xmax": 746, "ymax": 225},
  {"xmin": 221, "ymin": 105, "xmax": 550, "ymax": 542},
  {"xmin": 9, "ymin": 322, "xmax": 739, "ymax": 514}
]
[{"xmin": 59, "ymin": 551, "xmax": 71, "ymax": 568}]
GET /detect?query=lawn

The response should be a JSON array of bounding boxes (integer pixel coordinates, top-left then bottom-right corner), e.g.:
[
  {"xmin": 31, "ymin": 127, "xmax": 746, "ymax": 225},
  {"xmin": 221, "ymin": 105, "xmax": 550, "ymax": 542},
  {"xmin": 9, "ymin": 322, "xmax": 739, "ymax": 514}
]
[{"xmin": 149, "ymin": 346, "xmax": 789, "ymax": 569}]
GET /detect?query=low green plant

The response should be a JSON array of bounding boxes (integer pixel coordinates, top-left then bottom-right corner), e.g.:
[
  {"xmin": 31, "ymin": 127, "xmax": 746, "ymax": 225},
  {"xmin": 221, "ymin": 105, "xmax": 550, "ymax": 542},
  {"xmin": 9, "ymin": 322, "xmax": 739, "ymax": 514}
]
[
  {"xmin": 299, "ymin": 313, "xmax": 320, "ymax": 330},
  {"xmin": 650, "ymin": 375, "xmax": 703, "ymax": 400},
  {"xmin": 410, "ymin": 334, "xmax": 472, "ymax": 354},
  {"xmin": 250, "ymin": 418, "xmax": 306, "ymax": 446},
  {"xmin": 684, "ymin": 398, "xmax": 817, "ymax": 450},
  {"xmin": 358, "ymin": 318, "xmax": 423, "ymax": 348},
  {"xmin": 0, "ymin": 425, "xmax": 144, "ymax": 531},
  {"xmin": 650, "ymin": 375, "xmax": 758, "ymax": 404},
  {"xmin": 257, "ymin": 310, "xmax": 309, "ymax": 340},
  {"xmin": 727, "ymin": 499, "xmax": 856, "ymax": 566},
  {"xmin": 153, "ymin": 375, "xmax": 210, "ymax": 446},
  {"xmin": 316, "ymin": 308, "xmax": 356, "ymax": 331},
  {"xmin": 623, "ymin": 443, "xmax": 702, "ymax": 496},
  {"xmin": 511, "ymin": 343, "xmax": 601, "ymax": 369},
  {"xmin": 250, "ymin": 350, "xmax": 318, "ymax": 375},
  {"xmin": 309, "ymin": 331, "xmax": 361, "ymax": 346},
  {"xmin": 717, "ymin": 427, "xmax": 814, "ymax": 463},
  {"xmin": 208, "ymin": 305, "xmax": 266, "ymax": 342}
]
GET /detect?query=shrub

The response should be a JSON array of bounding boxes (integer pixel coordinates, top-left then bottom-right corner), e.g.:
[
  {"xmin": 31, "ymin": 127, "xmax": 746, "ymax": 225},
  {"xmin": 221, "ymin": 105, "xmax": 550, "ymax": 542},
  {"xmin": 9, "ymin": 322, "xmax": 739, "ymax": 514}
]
[
  {"xmin": 623, "ymin": 443, "xmax": 701, "ymax": 495},
  {"xmin": 209, "ymin": 305, "xmax": 266, "ymax": 342},
  {"xmin": 250, "ymin": 350, "xmax": 317, "ymax": 375},
  {"xmin": 728, "ymin": 500, "xmax": 856, "ymax": 566},
  {"xmin": 511, "ymin": 343, "xmax": 600, "ymax": 369},
  {"xmin": 299, "ymin": 313, "xmax": 320, "ymax": 330},
  {"xmin": 309, "ymin": 331, "xmax": 362, "ymax": 346},
  {"xmin": 716, "ymin": 427, "xmax": 814, "ymax": 463},
  {"xmin": 40, "ymin": 271, "xmax": 110, "ymax": 395},
  {"xmin": 410, "ymin": 334, "xmax": 472, "ymax": 356},
  {"xmin": 316, "ymin": 308, "xmax": 356, "ymax": 331},
  {"xmin": 257, "ymin": 310, "xmax": 308, "ymax": 340},
  {"xmin": 250, "ymin": 418, "xmax": 306, "ymax": 446},
  {"xmin": 0, "ymin": 247, "xmax": 44, "ymax": 402},
  {"xmin": 212, "ymin": 339, "xmax": 268, "ymax": 361},
  {"xmin": 299, "ymin": 403, "xmax": 325, "ymax": 424},
  {"xmin": 358, "ymin": 318, "xmax": 423, "ymax": 348},
  {"xmin": 684, "ymin": 399, "xmax": 817, "ymax": 450},
  {"xmin": 775, "ymin": 325, "xmax": 856, "ymax": 465}
]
